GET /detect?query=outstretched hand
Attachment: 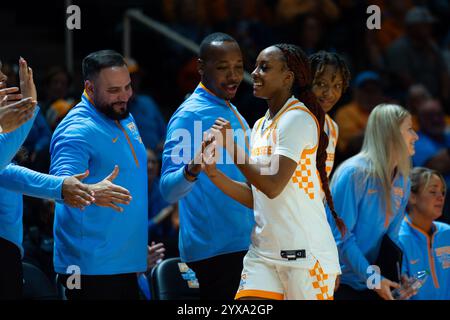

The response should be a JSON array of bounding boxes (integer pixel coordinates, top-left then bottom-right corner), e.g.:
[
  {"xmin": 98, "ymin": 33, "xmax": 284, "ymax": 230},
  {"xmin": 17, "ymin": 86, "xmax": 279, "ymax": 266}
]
[
  {"xmin": 62, "ymin": 170, "xmax": 95, "ymax": 209},
  {"xmin": 88, "ymin": 165, "xmax": 132, "ymax": 212}
]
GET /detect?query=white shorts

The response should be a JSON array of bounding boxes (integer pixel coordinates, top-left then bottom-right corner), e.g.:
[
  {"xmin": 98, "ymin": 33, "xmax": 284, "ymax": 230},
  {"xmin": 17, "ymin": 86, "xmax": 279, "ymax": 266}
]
[{"xmin": 235, "ymin": 249, "xmax": 337, "ymax": 300}]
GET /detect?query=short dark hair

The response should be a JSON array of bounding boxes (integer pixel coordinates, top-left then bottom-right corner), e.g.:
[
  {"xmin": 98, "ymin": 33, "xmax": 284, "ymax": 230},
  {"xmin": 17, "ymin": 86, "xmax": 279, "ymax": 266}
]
[
  {"xmin": 199, "ymin": 32, "xmax": 237, "ymax": 61},
  {"xmin": 82, "ymin": 50, "xmax": 126, "ymax": 81}
]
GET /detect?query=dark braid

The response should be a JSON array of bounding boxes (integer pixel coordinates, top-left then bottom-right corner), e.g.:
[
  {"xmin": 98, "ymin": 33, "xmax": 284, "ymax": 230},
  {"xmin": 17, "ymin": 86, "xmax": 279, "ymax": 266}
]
[
  {"xmin": 274, "ymin": 44, "xmax": 346, "ymax": 237},
  {"xmin": 309, "ymin": 51, "xmax": 351, "ymax": 94}
]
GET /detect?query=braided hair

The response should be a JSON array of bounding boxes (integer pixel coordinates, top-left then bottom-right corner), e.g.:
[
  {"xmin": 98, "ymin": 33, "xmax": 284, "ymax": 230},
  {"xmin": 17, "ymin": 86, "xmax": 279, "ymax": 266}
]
[{"xmin": 274, "ymin": 44, "xmax": 346, "ymax": 236}]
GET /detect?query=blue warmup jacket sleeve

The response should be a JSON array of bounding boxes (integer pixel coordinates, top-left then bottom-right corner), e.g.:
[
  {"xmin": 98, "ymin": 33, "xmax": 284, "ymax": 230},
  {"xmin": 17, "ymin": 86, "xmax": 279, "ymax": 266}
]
[
  {"xmin": 0, "ymin": 163, "xmax": 64, "ymax": 200},
  {"xmin": 387, "ymin": 181, "xmax": 411, "ymax": 246},
  {"xmin": 332, "ymin": 167, "xmax": 372, "ymax": 283},
  {"xmin": 160, "ymin": 112, "xmax": 199, "ymax": 203},
  {"xmin": 0, "ymin": 107, "xmax": 39, "ymax": 169},
  {"xmin": 49, "ymin": 125, "xmax": 91, "ymax": 177}
]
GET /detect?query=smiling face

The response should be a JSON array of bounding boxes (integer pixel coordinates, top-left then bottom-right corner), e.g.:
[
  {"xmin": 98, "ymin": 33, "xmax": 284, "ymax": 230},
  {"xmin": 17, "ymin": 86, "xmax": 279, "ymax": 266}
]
[
  {"xmin": 399, "ymin": 115, "xmax": 419, "ymax": 156},
  {"xmin": 85, "ymin": 65, "xmax": 133, "ymax": 120},
  {"xmin": 251, "ymin": 46, "xmax": 292, "ymax": 100},
  {"xmin": 312, "ymin": 65, "xmax": 344, "ymax": 113},
  {"xmin": 410, "ymin": 174, "xmax": 446, "ymax": 221},
  {"xmin": 198, "ymin": 41, "xmax": 244, "ymax": 100}
]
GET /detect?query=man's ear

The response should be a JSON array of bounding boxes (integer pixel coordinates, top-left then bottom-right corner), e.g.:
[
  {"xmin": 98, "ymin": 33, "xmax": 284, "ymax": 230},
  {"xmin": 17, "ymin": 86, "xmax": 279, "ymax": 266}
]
[
  {"xmin": 197, "ymin": 58, "xmax": 204, "ymax": 76},
  {"xmin": 85, "ymin": 80, "xmax": 94, "ymax": 95}
]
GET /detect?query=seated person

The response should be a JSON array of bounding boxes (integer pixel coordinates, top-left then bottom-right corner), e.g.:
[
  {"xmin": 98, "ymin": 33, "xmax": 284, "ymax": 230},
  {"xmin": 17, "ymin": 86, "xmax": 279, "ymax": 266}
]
[
  {"xmin": 412, "ymin": 99, "xmax": 450, "ymax": 222},
  {"xmin": 399, "ymin": 167, "xmax": 450, "ymax": 300}
]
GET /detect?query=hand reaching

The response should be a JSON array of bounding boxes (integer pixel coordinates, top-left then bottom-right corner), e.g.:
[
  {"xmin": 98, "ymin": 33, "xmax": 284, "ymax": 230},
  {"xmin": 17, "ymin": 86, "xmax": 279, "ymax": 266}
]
[
  {"xmin": 62, "ymin": 170, "xmax": 96, "ymax": 209},
  {"xmin": 210, "ymin": 117, "xmax": 232, "ymax": 149},
  {"xmin": 88, "ymin": 165, "xmax": 132, "ymax": 212},
  {"xmin": 373, "ymin": 278, "xmax": 400, "ymax": 300}
]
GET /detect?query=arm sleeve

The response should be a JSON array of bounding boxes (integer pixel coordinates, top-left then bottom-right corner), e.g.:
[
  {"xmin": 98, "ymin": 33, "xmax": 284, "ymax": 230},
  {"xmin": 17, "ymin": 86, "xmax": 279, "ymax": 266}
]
[
  {"xmin": 0, "ymin": 107, "xmax": 39, "ymax": 169},
  {"xmin": 0, "ymin": 163, "xmax": 64, "ymax": 200},
  {"xmin": 49, "ymin": 125, "xmax": 91, "ymax": 178},
  {"xmin": 331, "ymin": 167, "xmax": 372, "ymax": 283},
  {"xmin": 273, "ymin": 110, "xmax": 315, "ymax": 162},
  {"xmin": 159, "ymin": 112, "xmax": 199, "ymax": 203},
  {"xmin": 388, "ymin": 180, "xmax": 411, "ymax": 246}
]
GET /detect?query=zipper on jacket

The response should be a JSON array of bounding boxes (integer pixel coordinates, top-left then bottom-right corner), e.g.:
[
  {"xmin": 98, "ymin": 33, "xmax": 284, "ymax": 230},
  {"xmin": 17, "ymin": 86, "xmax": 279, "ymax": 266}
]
[{"xmin": 115, "ymin": 120, "xmax": 140, "ymax": 168}]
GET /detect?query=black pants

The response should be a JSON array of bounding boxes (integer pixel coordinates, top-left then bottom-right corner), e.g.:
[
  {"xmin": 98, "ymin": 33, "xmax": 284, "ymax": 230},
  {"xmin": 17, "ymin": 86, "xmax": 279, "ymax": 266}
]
[
  {"xmin": 0, "ymin": 237, "xmax": 23, "ymax": 300},
  {"xmin": 58, "ymin": 272, "xmax": 140, "ymax": 300},
  {"xmin": 334, "ymin": 283, "xmax": 382, "ymax": 300},
  {"xmin": 187, "ymin": 250, "xmax": 247, "ymax": 300}
]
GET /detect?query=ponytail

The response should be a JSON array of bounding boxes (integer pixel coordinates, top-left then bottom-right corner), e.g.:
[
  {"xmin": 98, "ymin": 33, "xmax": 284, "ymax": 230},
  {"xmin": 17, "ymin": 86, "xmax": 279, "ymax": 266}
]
[{"xmin": 275, "ymin": 44, "xmax": 347, "ymax": 237}]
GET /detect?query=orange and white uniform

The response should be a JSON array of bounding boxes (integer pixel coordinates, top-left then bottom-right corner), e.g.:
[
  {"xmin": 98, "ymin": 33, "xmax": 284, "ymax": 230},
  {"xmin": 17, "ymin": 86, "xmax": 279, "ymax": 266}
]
[{"xmin": 235, "ymin": 97, "xmax": 340, "ymax": 300}]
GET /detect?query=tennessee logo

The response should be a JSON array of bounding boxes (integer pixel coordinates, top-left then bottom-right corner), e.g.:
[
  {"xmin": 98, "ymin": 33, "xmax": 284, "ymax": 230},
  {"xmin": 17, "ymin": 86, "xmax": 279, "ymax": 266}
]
[
  {"xmin": 410, "ymin": 259, "xmax": 419, "ymax": 265},
  {"xmin": 112, "ymin": 137, "xmax": 119, "ymax": 143}
]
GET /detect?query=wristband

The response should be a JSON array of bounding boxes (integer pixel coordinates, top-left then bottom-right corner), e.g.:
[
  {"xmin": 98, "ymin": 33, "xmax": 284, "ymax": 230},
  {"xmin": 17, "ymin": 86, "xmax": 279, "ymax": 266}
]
[{"xmin": 184, "ymin": 163, "xmax": 199, "ymax": 180}]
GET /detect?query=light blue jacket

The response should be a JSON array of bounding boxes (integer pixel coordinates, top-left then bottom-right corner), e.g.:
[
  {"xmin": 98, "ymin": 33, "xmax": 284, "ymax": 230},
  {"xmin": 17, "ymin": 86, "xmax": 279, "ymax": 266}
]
[
  {"xmin": 160, "ymin": 83, "xmax": 254, "ymax": 263},
  {"xmin": 399, "ymin": 217, "xmax": 450, "ymax": 300},
  {"xmin": 0, "ymin": 163, "xmax": 64, "ymax": 256},
  {"xmin": 331, "ymin": 154, "xmax": 410, "ymax": 290},
  {"xmin": 0, "ymin": 108, "xmax": 39, "ymax": 169},
  {"xmin": 50, "ymin": 92, "xmax": 148, "ymax": 275}
]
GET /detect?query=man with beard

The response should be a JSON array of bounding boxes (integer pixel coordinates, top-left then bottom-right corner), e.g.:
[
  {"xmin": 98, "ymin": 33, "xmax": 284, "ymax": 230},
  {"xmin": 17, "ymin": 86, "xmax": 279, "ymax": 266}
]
[
  {"xmin": 50, "ymin": 50, "xmax": 148, "ymax": 300},
  {"xmin": 160, "ymin": 33, "xmax": 254, "ymax": 300}
]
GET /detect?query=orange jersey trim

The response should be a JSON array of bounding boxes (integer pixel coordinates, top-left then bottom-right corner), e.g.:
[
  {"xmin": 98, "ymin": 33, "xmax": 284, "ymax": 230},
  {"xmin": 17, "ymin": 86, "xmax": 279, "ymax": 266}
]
[{"xmin": 235, "ymin": 289, "xmax": 283, "ymax": 300}]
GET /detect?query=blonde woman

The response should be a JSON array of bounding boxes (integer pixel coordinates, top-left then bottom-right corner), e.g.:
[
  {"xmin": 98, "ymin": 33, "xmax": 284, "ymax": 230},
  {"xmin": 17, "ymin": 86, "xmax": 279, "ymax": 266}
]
[
  {"xmin": 399, "ymin": 167, "xmax": 449, "ymax": 300},
  {"xmin": 331, "ymin": 104, "xmax": 419, "ymax": 300}
]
